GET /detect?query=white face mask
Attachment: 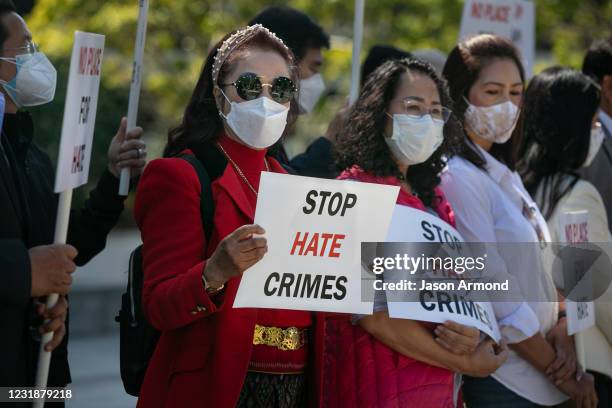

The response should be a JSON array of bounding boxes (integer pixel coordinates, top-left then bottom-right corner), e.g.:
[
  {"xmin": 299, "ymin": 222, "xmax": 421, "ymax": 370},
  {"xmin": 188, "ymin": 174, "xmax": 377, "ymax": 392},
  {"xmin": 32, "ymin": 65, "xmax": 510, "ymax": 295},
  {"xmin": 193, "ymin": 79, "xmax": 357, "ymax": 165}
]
[
  {"xmin": 464, "ymin": 99, "xmax": 519, "ymax": 144},
  {"xmin": 219, "ymin": 89, "xmax": 289, "ymax": 149},
  {"xmin": 0, "ymin": 51, "xmax": 57, "ymax": 107},
  {"xmin": 385, "ymin": 114, "xmax": 444, "ymax": 166},
  {"xmin": 298, "ymin": 73, "xmax": 325, "ymax": 114},
  {"xmin": 582, "ymin": 126, "xmax": 604, "ymax": 168}
]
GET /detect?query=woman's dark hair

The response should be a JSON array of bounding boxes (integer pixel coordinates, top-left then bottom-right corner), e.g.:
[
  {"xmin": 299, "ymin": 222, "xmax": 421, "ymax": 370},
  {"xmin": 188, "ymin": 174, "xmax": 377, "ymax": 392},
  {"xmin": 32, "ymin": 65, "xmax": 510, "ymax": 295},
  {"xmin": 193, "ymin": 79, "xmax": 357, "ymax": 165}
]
[
  {"xmin": 164, "ymin": 28, "xmax": 298, "ymax": 157},
  {"xmin": 361, "ymin": 44, "xmax": 411, "ymax": 88},
  {"xmin": 442, "ymin": 34, "xmax": 525, "ymax": 170},
  {"xmin": 517, "ymin": 67, "xmax": 600, "ymax": 219},
  {"xmin": 248, "ymin": 6, "xmax": 329, "ymax": 62},
  {"xmin": 335, "ymin": 58, "xmax": 462, "ymax": 207}
]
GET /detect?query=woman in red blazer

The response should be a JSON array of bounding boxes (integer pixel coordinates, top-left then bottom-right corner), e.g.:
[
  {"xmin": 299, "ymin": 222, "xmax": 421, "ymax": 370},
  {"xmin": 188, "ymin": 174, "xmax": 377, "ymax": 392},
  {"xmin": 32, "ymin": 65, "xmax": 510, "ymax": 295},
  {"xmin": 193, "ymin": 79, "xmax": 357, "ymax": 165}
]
[{"xmin": 134, "ymin": 25, "xmax": 324, "ymax": 408}]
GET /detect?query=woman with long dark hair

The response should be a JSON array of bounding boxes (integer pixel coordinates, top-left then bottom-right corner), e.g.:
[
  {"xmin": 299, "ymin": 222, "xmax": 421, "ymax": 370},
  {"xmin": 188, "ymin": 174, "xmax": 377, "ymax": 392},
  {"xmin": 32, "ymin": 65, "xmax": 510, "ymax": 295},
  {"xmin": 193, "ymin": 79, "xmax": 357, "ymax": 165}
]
[
  {"xmin": 517, "ymin": 66, "xmax": 611, "ymax": 407},
  {"xmin": 325, "ymin": 58, "xmax": 508, "ymax": 408},
  {"xmin": 134, "ymin": 25, "xmax": 324, "ymax": 407},
  {"xmin": 441, "ymin": 34, "xmax": 597, "ymax": 407}
]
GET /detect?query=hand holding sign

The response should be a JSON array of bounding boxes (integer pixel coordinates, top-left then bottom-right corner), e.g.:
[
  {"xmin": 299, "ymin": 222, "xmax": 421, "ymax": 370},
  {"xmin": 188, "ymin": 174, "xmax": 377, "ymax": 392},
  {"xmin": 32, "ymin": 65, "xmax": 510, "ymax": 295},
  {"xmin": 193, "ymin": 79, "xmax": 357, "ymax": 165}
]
[
  {"xmin": 107, "ymin": 117, "xmax": 146, "ymax": 178},
  {"xmin": 29, "ymin": 244, "xmax": 77, "ymax": 297},
  {"xmin": 435, "ymin": 320, "xmax": 480, "ymax": 355},
  {"xmin": 462, "ymin": 338, "xmax": 508, "ymax": 377},
  {"xmin": 203, "ymin": 224, "xmax": 268, "ymax": 287},
  {"xmin": 35, "ymin": 296, "xmax": 68, "ymax": 352}
]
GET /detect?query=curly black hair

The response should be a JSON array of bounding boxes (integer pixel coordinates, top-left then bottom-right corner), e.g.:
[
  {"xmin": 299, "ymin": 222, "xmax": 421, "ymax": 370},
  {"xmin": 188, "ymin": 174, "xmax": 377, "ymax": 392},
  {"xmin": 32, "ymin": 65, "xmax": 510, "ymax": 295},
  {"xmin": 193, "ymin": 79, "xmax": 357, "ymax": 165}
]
[{"xmin": 335, "ymin": 58, "xmax": 462, "ymax": 207}]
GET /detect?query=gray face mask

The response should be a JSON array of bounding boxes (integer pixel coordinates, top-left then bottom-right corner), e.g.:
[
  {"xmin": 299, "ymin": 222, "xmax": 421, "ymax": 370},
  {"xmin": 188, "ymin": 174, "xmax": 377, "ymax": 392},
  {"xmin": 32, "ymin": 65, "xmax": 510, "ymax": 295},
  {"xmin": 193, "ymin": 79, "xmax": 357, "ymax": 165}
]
[{"xmin": 0, "ymin": 51, "xmax": 57, "ymax": 107}]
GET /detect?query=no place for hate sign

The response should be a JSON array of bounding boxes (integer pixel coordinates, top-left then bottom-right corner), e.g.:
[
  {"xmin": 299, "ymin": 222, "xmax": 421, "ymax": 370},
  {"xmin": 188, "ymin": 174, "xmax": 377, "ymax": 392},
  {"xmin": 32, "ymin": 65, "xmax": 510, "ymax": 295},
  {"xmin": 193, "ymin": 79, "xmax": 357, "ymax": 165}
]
[
  {"xmin": 54, "ymin": 31, "xmax": 105, "ymax": 192},
  {"xmin": 233, "ymin": 172, "xmax": 399, "ymax": 314}
]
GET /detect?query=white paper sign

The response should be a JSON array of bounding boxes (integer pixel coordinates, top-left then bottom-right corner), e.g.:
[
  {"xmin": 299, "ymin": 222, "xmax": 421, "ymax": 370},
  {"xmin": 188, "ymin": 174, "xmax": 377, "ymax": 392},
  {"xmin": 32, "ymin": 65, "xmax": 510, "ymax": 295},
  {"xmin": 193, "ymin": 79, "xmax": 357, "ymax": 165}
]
[
  {"xmin": 558, "ymin": 211, "xmax": 596, "ymax": 335},
  {"xmin": 459, "ymin": 0, "xmax": 535, "ymax": 76},
  {"xmin": 385, "ymin": 205, "xmax": 502, "ymax": 342},
  {"xmin": 54, "ymin": 31, "xmax": 105, "ymax": 192},
  {"xmin": 233, "ymin": 172, "xmax": 399, "ymax": 314}
]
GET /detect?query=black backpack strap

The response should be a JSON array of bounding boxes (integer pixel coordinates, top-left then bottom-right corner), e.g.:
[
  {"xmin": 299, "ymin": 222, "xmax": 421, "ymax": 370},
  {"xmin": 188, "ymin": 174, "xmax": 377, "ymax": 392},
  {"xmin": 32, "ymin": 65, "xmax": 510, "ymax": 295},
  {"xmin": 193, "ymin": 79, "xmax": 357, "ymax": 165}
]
[{"xmin": 179, "ymin": 154, "xmax": 214, "ymax": 242}]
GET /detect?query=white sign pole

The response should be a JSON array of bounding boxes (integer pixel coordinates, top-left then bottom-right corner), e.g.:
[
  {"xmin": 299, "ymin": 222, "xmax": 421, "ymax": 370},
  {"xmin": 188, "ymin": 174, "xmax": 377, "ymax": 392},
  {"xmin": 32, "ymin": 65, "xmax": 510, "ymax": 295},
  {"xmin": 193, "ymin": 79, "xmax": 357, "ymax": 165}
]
[
  {"xmin": 119, "ymin": 0, "xmax": 149, "ymax": 196},
  {"xmin": 34, "ymin": 31, "xmax": 105, "ymax": 407},
  {"xmin": 348, "ymin": 0, "xmax": 365, "ymax": 104},
  {"xmin": 33, "ymin": 190, "xmax": 72, "ymax": 408}
]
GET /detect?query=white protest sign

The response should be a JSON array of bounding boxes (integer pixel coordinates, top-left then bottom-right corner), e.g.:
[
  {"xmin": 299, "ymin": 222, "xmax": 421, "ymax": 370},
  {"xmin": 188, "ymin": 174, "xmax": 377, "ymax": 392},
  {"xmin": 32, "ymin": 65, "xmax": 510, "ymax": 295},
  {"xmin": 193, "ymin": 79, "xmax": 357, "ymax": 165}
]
[
  {"xmin": 54, "ymin": 31, "xmax": 105, "ymax": 192},
  {"xmin": 558, "ymin": 211, "xmax": 596, "ymax": 336},
  {"xmin": 385, "ymin": 205, "xmax": 502, "ymax": 342},
  {"xmin": 459, "ymin": 0, "xmax": 535, "ymax": 76},
  {"xmin": 233, "ymin": 172, "xmax": 399, "ymax": 314}
]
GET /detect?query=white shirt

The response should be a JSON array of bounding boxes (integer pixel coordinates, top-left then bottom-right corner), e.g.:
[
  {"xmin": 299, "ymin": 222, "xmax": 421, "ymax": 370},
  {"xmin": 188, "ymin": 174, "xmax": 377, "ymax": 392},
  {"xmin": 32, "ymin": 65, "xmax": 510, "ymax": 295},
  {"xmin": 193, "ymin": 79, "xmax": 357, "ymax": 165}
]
[
  {"xmin": 440, "ymin": 146, "xmax": 568, "ymax": 406},
  {"xmin": 600, "ymin": 110, "xmax": 612, "ymax": 138}
]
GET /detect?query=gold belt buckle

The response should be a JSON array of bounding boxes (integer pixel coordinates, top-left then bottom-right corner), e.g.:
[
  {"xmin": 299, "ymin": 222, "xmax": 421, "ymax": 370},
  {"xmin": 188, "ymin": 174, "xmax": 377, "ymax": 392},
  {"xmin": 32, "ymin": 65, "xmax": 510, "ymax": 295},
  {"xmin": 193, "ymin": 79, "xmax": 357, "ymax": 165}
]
[{"xmin": 253, "ymin": 324, "xmax": 305, "ymax": 351}]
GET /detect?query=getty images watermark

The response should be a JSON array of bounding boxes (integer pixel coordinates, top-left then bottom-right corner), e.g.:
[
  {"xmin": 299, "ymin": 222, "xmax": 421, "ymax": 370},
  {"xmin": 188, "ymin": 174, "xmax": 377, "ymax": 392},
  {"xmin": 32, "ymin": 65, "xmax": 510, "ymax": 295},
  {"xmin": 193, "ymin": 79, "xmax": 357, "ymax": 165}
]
[{"xmin": 360, "ymin": 241, "xmax": 612, "ymax": 303}]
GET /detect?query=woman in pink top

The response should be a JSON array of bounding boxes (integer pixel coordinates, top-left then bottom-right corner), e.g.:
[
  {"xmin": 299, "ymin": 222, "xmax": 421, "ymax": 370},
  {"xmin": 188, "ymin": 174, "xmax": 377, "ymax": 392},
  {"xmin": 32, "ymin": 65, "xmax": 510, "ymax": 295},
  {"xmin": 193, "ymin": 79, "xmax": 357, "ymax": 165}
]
[{"xmin": 324, "ymin": 58, "xmax": 508, "ymax": 407}]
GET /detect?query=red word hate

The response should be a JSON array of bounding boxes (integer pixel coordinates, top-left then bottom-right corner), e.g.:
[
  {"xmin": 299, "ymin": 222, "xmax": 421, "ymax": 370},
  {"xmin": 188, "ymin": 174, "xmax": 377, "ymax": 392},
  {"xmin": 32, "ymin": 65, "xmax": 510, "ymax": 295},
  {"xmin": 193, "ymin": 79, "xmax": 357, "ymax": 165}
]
[
  {"xmin": 78, "ymin": 47, "xmax": 102, "ymax": 76},
  {"xmin": 290, "ymin": 232, "xmax": 345, "ymax": 258}
]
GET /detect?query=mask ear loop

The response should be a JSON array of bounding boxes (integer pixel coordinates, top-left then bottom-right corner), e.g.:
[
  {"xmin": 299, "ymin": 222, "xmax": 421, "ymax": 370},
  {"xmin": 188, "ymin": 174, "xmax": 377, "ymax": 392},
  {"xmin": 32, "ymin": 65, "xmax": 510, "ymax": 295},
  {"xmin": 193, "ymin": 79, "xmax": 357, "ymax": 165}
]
[
  {"xmin": 216, "ymin": 86, "xmax": 233, "ymax": 120},
  {"xmin": 0, "ymin": 57, "xmax": 18, "ymax": 89}
]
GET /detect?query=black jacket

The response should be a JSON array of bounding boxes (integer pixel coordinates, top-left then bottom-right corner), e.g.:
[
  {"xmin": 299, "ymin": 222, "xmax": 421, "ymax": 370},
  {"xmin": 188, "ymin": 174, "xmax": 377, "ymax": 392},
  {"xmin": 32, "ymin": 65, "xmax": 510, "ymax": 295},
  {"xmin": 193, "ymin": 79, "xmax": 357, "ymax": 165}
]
[
  {"xmin": 274, "ymin": 136, "xmax": 338, "ymax": 179},
  {"xmin": 0, "ymin": 111, "xmax": 126, "ymax": 387}
]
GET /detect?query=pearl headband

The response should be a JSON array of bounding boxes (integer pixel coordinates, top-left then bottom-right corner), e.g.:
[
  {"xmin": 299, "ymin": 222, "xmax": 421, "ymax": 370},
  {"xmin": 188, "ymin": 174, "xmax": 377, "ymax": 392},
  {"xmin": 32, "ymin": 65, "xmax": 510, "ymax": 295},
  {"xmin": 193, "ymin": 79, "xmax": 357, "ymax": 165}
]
[{"xmin": 211, "ymin": 24, "xmax": 292, "ymax": 84}]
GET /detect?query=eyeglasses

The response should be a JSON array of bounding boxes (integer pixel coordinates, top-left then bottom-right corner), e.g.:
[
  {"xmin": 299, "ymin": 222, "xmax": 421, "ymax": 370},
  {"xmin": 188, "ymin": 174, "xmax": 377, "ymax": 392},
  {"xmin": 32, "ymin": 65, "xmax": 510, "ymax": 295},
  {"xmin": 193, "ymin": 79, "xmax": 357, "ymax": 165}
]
[
  {"xmin": 2, "ymin": 42, "xmax": 38, "ymax": 55},
  {"xmin": 220, "ymin": 72, "xmax": 297, "ymax": 104},
  {"xmin": 398, "ymin": 99, "xmax": 452, "ymax": 123}
]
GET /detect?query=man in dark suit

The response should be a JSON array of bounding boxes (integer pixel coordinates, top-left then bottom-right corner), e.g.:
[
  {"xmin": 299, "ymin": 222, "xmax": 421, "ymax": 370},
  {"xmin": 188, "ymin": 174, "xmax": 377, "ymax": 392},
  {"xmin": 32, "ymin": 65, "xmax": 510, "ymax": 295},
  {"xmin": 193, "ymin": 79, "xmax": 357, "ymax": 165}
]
[
  {"xmin": 0, "ymin": 0, "xmax": 146, "ymax": 399},
  {"xmin": 581, "ymin": 37, "xmax": 612, "ymax": 233}
]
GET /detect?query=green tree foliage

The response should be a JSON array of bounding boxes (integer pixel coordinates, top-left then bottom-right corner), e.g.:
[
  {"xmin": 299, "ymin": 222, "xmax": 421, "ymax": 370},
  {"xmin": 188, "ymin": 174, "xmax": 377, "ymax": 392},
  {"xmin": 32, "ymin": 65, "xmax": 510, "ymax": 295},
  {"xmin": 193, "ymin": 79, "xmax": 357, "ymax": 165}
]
[{"xmin": 22, "ymin": 0, "xmax": 611, "ymax": 212}]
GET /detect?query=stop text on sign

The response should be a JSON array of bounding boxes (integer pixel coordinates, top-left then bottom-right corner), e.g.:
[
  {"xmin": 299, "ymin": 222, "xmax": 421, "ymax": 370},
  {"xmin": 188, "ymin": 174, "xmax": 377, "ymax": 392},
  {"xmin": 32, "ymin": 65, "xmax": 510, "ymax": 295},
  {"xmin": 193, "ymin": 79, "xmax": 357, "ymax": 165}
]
[{"xmin": 290, "ymin": 190, "xmax": 358, "ymax": 259}]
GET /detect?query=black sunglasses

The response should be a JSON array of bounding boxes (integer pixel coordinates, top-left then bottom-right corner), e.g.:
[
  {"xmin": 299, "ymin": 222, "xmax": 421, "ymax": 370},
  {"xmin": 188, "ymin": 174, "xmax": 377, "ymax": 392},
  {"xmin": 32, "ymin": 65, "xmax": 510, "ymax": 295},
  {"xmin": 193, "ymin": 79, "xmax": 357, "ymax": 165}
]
[{"xmin": 220, "ymin": 72, "xmax": 297, "ymax": 104}]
